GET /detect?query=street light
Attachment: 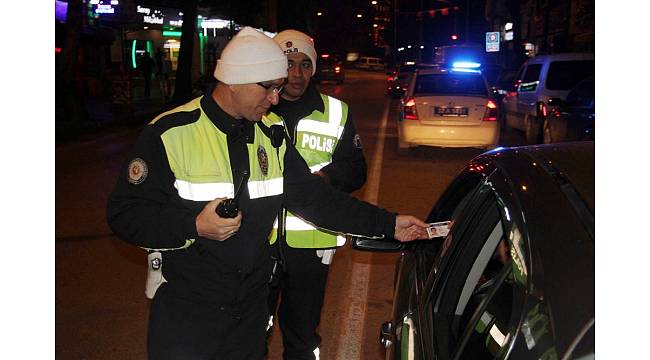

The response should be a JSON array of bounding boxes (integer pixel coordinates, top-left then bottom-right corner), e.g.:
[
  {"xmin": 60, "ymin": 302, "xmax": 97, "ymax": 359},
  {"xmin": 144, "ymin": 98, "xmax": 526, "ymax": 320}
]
[
  {"xmin": 357, "ymin": 14, "xmax": 363, "ymax": 18},
  {"xmin": 317, "ymin": 12, "xmax": 323, "ymax": 16},
  {"xmin": 371, "ymin": 1, "xmax": 377, "ymax": 4}
]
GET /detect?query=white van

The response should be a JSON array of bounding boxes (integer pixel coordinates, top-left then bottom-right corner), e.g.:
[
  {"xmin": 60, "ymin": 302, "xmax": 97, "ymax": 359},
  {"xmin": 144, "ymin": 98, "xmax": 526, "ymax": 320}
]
[
  {"xmin": 355, "ymin": 57, "xmax": 385, "ymax": 71},
  {"xmin": 501, "ymin": 53, "xmax": 594, "ymax": 144}
]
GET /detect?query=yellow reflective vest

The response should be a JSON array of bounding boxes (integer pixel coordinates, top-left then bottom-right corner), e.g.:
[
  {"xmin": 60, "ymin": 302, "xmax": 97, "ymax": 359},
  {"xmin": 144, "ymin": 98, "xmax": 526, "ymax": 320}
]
[
  {"xmin": 269, "ymin": 94, "xmax": 349, "ymax": 248},
  {"xmin": 148, "ymin": 97, "xmax": 287, "ymax": 251}
]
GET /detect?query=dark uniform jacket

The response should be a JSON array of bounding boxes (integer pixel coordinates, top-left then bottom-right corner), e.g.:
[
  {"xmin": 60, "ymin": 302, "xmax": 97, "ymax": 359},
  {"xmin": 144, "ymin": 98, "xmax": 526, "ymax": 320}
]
[{"xmin": 107, "ymin": 94, "xmax": 395, "ymax": 306}]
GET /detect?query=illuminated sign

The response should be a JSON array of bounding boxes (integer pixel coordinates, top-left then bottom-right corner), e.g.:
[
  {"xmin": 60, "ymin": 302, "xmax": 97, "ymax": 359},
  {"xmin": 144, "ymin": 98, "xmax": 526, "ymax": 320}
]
[
  {"xmin": 92, "ymin": 0, "xmax": 118, "ymax": 16},
  {"xmin": 55, "ymin": 0, "xmax": 67, "ymax": 22},
  {"xmin": 486, "ymin": 31, "xmax": 500, "ymax": 52},
  {"xmin": 137, "ymin": 4, "xmax": 183, "ymax": 27},
  {"xmin": 96, "ymin": 4, "xmax": 115, "ymax": 14},
  {"xmin": 201, "ymin": 19, "xmax": 230, "ymax": 29}
]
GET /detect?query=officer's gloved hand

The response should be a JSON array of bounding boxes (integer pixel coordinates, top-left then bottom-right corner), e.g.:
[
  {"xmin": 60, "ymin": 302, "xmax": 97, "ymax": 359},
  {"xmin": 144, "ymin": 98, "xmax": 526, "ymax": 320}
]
[{"xmin": 196, "ymin": 197, "xmax": 242, "ymax": 241}]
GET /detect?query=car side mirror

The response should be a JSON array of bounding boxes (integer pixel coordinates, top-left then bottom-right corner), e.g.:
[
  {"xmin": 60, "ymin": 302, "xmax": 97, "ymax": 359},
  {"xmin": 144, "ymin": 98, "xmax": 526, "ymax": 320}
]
[{"xmin": 351, "ymin": 236, "xmax": 404, "ymax": 252}]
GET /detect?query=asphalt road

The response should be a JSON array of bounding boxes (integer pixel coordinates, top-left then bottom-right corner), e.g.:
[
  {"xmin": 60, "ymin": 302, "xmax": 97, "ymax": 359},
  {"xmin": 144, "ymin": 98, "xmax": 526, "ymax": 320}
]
[{"xmin": 55, "ymin": 69, "xmax": 525, "ymax": 359}]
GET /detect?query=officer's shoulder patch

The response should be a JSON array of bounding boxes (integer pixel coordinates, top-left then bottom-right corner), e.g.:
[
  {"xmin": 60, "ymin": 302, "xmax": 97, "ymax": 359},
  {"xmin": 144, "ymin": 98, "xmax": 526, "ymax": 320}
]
[
  {"xmin": 128, "ymin": 158, "xmax": 148, "ymax": 185},
  {"xmin": 353, "ymin": 134, "xmax": 363, "ymax": 149}
]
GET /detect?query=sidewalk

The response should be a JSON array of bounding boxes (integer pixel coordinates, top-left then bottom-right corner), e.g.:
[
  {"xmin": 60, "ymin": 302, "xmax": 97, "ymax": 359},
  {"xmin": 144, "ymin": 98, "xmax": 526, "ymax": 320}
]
[{"xmin": 56, "ymin": 79, "xmax": 182, "ymax": 142}]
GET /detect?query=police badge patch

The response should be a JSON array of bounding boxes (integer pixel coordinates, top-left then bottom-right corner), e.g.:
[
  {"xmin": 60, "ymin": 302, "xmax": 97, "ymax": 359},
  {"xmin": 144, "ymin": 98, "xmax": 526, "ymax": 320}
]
[
  {"xmin": 127, "ymin": 158, "xmax": 148, "ymax": 185},
  {"xmin": 257, "ymin": 145, "xmax": 269, "ymax": 176},
  {"xmin": 353, "ymin": 134, "xmax": 363, "ymax": 149}
]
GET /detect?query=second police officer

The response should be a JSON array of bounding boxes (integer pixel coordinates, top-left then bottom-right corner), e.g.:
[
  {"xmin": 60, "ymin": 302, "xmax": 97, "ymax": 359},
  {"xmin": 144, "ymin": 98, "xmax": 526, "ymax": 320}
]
[{"xmin": 266, "ymin": 29, "xmax": 366, "ymax": 360}]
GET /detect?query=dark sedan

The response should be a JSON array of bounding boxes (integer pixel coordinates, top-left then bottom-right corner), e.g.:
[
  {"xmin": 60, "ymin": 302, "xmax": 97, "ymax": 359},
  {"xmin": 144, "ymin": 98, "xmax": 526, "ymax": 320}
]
[
  {"xmin": 315, "ymin": 54, "xmax": 345, "ymax": 84},
  {"xmin": 353, "ymin": 142, "xmax": 594, "ymax": 360},
  {"xmin": 544, "ymin": 76, "xmax": 595, "ymax": 143}
]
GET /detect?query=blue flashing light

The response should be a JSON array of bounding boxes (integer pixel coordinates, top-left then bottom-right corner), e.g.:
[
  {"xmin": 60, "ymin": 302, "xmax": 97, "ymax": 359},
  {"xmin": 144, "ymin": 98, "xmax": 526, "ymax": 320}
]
[
  {"xmin": 451, "ymin": 67, "xmax": 481, "ymax": 74},
  {"xmin": 452, "ymin": 61, "xmax": 481, "ymax": 69}
]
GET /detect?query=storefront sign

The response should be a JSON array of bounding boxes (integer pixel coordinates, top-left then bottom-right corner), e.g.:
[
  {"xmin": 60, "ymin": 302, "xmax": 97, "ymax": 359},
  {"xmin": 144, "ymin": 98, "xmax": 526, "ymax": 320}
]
[
  {"xmin": 137, "ymin": 4, "xmax": 183, "ymax": 27},
  {"xmin": 91, "ymin": 0, "xmax": 118, "ymax": 16}
]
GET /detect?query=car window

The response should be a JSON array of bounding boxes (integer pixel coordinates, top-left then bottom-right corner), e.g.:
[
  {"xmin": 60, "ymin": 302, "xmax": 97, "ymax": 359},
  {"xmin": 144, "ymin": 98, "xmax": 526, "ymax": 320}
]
[
  {"xmin": 420, "ymin": 172, "xmax": 483, "ymax": 276},
  {"xmin": 399, "ymin": 64, "xmax": 417, "ymax": 73},
  {"xmin": 565, "ymin": 77, "xmax": 595, "ymax": 106},
  {"xmin": 546, "ymin": 60, "xmax": 594, "ymax": 91},
  {"xmin": 414, "ymin": 73, "xmax": 487, "ymax": 96},
  {"xmin": 519, "ymin": 64, "xmax": 542, "ymax": 92},
  {"xmin": 425, "ymin": 188, "xmax": 519, "ymax": 360},
  {"xmin": 453, "ymin": 231, "xmax": 514, "ymax": 360},
  {"xmin": 318, "ymin": 58, "xmax": 338, "ymax": 67}
]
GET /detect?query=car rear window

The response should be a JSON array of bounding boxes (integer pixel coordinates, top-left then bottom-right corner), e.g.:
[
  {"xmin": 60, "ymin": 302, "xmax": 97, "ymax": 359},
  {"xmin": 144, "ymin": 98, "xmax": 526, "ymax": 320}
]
[
  {"xmin": 546, "ymin": 60, "xmax": 594, "ymax": 90},
  {"xmin": 399, "ymin": 64, "xmax": 417, "ymax": 73},
  {"xmin": 565, "ymin": 77, "xmax": 595, "ymax": 106},
  {"xmin": 318, "ymin": 58, "xmax": 337, "ymax": 66},
  {"xmin": 414, "ymin": 73, "xmax": 487, "ymax": 96}
]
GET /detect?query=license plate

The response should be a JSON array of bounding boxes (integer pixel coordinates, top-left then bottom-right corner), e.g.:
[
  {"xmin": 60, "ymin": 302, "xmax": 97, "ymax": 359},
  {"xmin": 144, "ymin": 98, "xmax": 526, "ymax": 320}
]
[{"xmin": 434, "ymin": 107, "xmax": 468, "ymax": 116}]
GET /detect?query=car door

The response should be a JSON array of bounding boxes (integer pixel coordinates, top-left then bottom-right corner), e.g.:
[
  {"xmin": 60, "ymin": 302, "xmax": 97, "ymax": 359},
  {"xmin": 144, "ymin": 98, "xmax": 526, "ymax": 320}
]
[
  {"xmin": 421, "ymin": 182, "xmax": 523, "ymax": 360},
  {"xmin": 514, "ymin": 62, "xmax": 544, "ymax": 128},
  {"xmin": 385, "ymin": 171, "xmax": 484, "ymax": 360}
]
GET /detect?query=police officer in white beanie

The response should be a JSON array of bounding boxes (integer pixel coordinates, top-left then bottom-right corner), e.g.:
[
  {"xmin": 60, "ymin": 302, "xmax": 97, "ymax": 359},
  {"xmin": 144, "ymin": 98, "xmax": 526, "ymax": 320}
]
[
  {"xmin": 108, "ymin": 26, "xmax": 429, "ymax": 360},
  {"xmin": 266, "ymin": 29, "xmax": 367, "ymax": 360}
]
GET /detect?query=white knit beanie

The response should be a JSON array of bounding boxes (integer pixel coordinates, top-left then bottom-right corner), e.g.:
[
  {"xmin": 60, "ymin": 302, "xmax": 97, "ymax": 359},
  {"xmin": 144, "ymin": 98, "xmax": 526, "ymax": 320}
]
[
  {"xmin": 273, "ymin": 30, "xmax": 317, "ymax": 75},
  {"xmin": 214, "ymin": 27, "xmax": 288, "ymax": 84}
]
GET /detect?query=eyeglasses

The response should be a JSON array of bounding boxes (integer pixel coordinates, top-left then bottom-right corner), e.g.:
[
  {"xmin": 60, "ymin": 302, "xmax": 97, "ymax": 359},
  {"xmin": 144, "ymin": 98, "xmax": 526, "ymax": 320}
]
[{"xmin": 256, "ymin": 80, "xmax": 286, "ymax": 95}]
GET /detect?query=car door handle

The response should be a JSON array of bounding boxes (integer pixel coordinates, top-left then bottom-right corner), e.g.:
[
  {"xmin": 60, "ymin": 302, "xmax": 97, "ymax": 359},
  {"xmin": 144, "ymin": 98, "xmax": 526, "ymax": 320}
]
[{"xmin": 380, "ymin": 321, "xmax": 394, "ymax": 349}]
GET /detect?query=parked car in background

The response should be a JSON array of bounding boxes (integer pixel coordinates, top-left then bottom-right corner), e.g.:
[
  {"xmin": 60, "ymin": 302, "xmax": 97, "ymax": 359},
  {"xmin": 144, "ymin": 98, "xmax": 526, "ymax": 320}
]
[
  {"xmin": 543, "ymin": 76, "xmax": 595, "ymax": 143},
  {"xmin": 489, "ymin": 68, "xmax": 518, "ymax": 102},
  {"xmin": 387, "ymin": 62, "xmax": 417, "ymax": 98},
  {"xmin": 355, "ymin": 56, "xmax": 385, "ymax": 71},
  {"xmin": 353, "ymin": 141, "xmax": 595, "ymax": 360},
  {"xmin": 315, "ymin": 54, "xmax": 345, "ymax": 84},
  {"xmin": 387, "ymin": 62, "xmax": 439, "ymax": 99},
  {"xmin": 501, "ymin": 53, "xmax": 594, "ymax": 144},
  {"xmin": 397, "ymin": 63, "xmax": 499, "ymax": 153}
]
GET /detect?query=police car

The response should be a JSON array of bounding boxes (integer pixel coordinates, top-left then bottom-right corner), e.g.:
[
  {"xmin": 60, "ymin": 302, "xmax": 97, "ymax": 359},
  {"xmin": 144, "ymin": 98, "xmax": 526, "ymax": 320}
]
[{"xmin": 397, "ymin": 62, "xmax": 499, "ymax": 154}]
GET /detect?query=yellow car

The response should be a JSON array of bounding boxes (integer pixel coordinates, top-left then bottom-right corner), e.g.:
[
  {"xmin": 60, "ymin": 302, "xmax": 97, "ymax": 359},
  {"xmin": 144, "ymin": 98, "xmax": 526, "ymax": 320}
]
[{"xmin": 397, "ymin": 64, "xmax": 500, "ymax": 153}]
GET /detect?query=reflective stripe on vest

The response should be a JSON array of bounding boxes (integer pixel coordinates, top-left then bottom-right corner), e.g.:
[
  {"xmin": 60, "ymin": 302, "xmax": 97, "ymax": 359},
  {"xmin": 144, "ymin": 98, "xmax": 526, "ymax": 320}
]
[
  {"xmin": 161, "ymin": 102, "xmax": 285, "ymax": 202},
  {"xmin": 152, "ymin": 98, "xmax": 285, "ymax": 252},
  {"xmin": 271, "ymin": 95, "xmax": 350, "ymax": 248}
]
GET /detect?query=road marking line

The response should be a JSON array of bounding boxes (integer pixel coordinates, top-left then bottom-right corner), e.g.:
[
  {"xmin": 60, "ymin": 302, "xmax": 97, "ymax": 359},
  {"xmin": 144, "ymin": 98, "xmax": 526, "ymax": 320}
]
[{"xmin": 334, "ymin": 98, "xmax": 390, "ymax": 360}]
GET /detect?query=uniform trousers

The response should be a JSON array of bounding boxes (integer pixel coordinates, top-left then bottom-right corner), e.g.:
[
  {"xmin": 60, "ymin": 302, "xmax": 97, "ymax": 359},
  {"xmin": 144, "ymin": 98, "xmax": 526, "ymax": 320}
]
[
  {"xmin": 268, "ymin": 245, "xmax": 330, "ymax": 360},
  {"xmin": 148, "ymin": 283, "xmax": 269, "ymax": 360}
]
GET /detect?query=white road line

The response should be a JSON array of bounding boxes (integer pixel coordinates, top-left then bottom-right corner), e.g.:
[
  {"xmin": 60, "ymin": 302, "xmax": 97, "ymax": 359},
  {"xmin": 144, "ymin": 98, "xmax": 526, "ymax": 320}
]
[{"xmin": 334, "ymin": 98, "xmax": 390, "ymax": 360}]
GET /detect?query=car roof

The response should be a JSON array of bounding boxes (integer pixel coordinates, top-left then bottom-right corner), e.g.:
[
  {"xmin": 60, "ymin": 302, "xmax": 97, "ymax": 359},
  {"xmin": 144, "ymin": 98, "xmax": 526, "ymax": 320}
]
[
  {"xmin": 417, "ymin": 67, "xmax": 482, "ymax": 76},
  {"xmin": 526, "ymin": 52, "xmax": 594, "ymax": 63},
  {"xmin": 475, "ymin": 142, "xmax": 594, "ymax": 243},
  {"xmin": 471, "ymin": 142, "xmax": 594, "ymax": 354}
]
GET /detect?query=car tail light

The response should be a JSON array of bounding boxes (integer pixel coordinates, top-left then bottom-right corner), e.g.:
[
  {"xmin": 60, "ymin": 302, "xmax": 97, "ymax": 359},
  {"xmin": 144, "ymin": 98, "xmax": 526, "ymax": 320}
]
[
  {"xmin": 536, "ymin": 102, "xmax": 548, "ymax": 118},
  {"xmin": 403, "ymin": 98, "xmax": 418, "ymax": 120},
  {"xmin": 335, "ymin": 66, "xmax": 341, "ymax": 73},
  {"xmin": 482, "ymin": 100, "xmax": 497, "ymax": 121},
  {"xmin": 550, "ymin": 106, "xmax": 561, "ymax": 118}
]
